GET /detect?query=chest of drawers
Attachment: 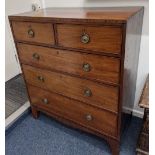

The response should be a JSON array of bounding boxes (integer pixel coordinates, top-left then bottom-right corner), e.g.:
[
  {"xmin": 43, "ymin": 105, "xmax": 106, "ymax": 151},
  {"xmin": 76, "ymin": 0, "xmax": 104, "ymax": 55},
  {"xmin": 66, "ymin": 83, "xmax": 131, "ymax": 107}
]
[{"xmin": 9, "ymin": 7, "xmax": 144, "ymax": 155}]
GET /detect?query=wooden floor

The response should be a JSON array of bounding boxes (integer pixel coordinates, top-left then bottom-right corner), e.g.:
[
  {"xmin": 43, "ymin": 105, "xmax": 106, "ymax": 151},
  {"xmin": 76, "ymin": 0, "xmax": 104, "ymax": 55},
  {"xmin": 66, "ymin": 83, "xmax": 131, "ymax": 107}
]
[{"xmin": 5, "ymin": 74, "xmax": 28, "ymax": 118}]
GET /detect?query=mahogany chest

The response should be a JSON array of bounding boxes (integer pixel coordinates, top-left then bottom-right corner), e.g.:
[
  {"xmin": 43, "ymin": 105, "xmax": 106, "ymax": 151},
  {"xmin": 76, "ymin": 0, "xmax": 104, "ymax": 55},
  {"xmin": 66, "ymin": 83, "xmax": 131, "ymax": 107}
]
[{"xmin": 9, "ymin": 7, "xmax": 144, "ymax": 155}]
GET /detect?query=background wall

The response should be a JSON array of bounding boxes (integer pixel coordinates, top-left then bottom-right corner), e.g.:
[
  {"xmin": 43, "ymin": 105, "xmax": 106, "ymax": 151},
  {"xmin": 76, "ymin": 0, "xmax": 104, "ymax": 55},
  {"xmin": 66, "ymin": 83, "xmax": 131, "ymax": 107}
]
[
  {"xmin": 6, "ymin": 0, "xmax": 149, "ymax": 117},
  {"xmin": 41, "ymin": 0, "xmax": 149, "ymax": 116}
]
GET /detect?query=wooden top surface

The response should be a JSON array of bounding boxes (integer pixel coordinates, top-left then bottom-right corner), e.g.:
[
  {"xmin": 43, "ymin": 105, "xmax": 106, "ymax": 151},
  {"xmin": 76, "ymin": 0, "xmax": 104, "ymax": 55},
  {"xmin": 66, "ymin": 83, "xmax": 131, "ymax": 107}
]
[
  {"xmin": 9, "ymin": 7, "xmax": 143, "ymax": 23},
  {"xmin": 139, "ymin": 75, "xmax": 149, "ymax": 109}
]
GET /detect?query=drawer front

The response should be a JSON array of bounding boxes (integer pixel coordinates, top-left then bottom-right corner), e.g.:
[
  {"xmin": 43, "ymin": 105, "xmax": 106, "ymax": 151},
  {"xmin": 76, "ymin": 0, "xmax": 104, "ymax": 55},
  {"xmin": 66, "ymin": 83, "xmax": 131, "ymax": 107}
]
[
  {"xmin": 23, "ymin": 65, "xmax": 119, "ymax": 112},
  {"xmin": 28, "ymin": 85, "xmax": 118, "ymax": 137},
  {"xmin": 11, "ymin": 21, "xmax": 55, "ymax": 45},
  {"xmin": 18, "ymin": 43, "xmax": 120, "ymax": 84},
  {"xmin": 57, "ymin": 24, "xmax": 122, "ymax": 55}
]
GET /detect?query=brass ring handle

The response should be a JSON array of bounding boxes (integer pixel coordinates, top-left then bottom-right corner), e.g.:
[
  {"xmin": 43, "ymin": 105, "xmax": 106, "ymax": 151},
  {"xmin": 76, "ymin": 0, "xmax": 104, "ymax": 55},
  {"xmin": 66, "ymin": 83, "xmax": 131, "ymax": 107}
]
[
  {"xmin": 83, "ymin": 63, "xmax": 91, "ymax": 72},
  {"xmin": 84, "ymin": 88, "xmax": 92, "ymax": 97},
  {"xmin": 42, "ymin": 98, "xmax": 48, "ymax": 104},
  {"xmin": 32, "ymin": 53, "xmax": 40, "ymax": 60},
  {"xmin": 85, "ymin": 114, "xmax": 93, "ymax": 121},
  {"xmin": 37, "ymin": 76, "xmax": 44, "ymax": 82},
  {"xmin": 28, "ymin": 29, "xmax": 35, "ymax": 38},
  {"xmin": 81, "ymin": 33, "xmax": 90, "ymax": 44}
]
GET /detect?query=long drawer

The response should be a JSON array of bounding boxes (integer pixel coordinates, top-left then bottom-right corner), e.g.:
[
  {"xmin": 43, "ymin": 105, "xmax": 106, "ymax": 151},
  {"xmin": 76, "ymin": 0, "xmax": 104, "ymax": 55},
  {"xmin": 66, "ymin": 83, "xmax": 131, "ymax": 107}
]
[
  {"xmin": 23, "ymin": 65, "xmax": 119, "ymax": 113},
  {"xmin": 17, "ymin": 43, "xmax": 120, "ymax": 85},
  {"xmin": 11, "ymin": 21, "xmax": 55, "ymax": 45},
  {"xmin": 28, "ymin": 85, "xmax": 118, "ymax": 137},
  {"xmin": 57, "ymin": 24, "xmax": 122, "ymax": 55}
]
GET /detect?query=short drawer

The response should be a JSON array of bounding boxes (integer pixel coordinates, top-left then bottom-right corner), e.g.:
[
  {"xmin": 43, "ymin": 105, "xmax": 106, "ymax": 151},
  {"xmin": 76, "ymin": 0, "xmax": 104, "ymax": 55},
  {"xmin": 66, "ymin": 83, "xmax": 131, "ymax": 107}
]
[
  {"xmin": 11, "ymin": 21, "xmax": 55, "ymax": 45},
  {"xmin": 57, "ymin": 24, "xmax": 122, "ymax": 55},
  {"xmin": 23, "ymin": 65, "xmax": 119, "ymax": 113},
  {"xmin": 17, "ymin": 43, "xmax": 120, "ymax": 84},
  {"xmin": 28, "ymin": 85, "xmax": 118, "ymax": 137}
]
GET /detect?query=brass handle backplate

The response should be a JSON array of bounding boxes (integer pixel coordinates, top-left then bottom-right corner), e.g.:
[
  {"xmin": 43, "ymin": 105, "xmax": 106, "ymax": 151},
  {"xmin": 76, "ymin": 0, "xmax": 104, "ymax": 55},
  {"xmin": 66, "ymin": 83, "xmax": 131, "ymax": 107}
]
[
  {"xmin": 84, "ymin": 88, "xmax": 92, "ymax": 97},
  {"xmin": 81, "ymin": 33, "xmax": 90, "ymax": 44},
  {"xmin": 83, "ymin": 63, "xmax": 91, "ymax": 72},
  {"xmin": 28, "ymin": 29, "xmax": 35, "ymax": 38},
  {"xmin": 32, "ymin": 53, "xmax": 40, "ymax": 60},
  {"xmin": 42, "ymin": 98, "xmax": 48, "ymax": 104},
  {"xmin": 37, "ymin": 76, "xmax": 44, "ymax": 82},
  {"xmin": 85, "ymin": 114, "xmax": 93, "ymax": 121}
]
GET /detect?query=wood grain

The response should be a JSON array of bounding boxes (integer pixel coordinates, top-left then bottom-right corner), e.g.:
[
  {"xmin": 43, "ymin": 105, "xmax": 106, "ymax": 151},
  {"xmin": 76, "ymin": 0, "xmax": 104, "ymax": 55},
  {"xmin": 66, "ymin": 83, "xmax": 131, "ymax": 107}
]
[
  {"xmin": 57, "ymin": 24, "xmax": 122, "ymax": 54},
  {"xmin": 9, "ymin": 7, "xmax": 143, "ymax": 24},
  {"xmin": 12, "ymin": 21, "xmax": 55, "ymax": 45},
  {"xmin": 17, "ymin": 43, "xmax": 120, "ymax": 85},
  {"xmin": 31, "ymin": 106, "xmax": 40, "ymax": 119},
  {"xmin": 28, "ymin": 85, "xmax": 118, "ymax": 137},
  {"xmin": 8, "ymin": 7, "xmax": 144, "ymax": 155},
  {"xmin": 22, "ymin": 65, "xmax": 119, "ymax": 113},
  {"xmin": 31, "ymin": 106, "xmax": 119, "ymax": 140}
]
